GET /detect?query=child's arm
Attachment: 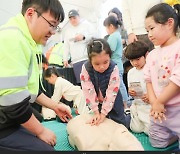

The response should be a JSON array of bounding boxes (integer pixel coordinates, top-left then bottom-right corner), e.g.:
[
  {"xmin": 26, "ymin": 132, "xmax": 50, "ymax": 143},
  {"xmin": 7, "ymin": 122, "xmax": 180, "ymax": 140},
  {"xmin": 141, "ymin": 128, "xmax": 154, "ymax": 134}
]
[
  {"xmin": 101, "ymin": 66, "xmax": 120, "ymax": 116},
  {"xmin": 146, "ymin": 82, "xmax": 165, "ymax": 123},
  {"xmin": 80, "ymin": 65, "xmax": 99, "ymax": 113},
  {"xmin": 107, "ymin": 34, "xmax": 119, "ymax": 53},
  {"xmin": 146, "ymin": 82, "xmax": 157, "ymax": 105},
  {"xmin": 155, "ymin": 81, "xmax": 180, "ymax": 105},
  {"xmin": 150, "ymin": 81, "xmax": 180, "ymax": 123},
  {"xmin": 94, "ymin": 66, "xmax": 120, "ymax": 126}
]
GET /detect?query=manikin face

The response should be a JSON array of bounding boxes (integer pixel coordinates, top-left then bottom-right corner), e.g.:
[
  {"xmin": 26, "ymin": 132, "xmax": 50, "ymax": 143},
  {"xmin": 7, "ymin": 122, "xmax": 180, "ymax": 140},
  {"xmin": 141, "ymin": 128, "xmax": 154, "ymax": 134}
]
[
  {"xmin": 25, "ymin": 8, "xmax": 60, "ymax": 45},
  {"xmin": 130, "ymin": 56, "xmax": 146, "ymax": 70},
  {"xmin": 91, "ymin": 50, "xmax": 110, "ymax": 73}
]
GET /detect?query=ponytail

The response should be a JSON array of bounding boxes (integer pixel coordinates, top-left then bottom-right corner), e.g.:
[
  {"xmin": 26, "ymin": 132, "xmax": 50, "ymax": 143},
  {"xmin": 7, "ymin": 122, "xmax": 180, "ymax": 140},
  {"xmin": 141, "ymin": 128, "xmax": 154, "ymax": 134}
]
[
  {"xmin": 103, "ymin": 15, "xmax": 121, "ymax": 29},
  {"xmin": 173, "ymin": 4, "xmax": 180, "ymax": 28},
  {"xmin": 146, "ymin": 3, "xmax": 180, "ymax": 34}
]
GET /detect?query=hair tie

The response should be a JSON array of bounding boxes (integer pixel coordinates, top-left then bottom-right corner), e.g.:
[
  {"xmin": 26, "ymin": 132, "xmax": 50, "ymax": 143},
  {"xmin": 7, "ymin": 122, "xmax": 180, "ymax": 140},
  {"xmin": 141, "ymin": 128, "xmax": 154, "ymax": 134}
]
[{"xmin": 93, "ymin": 40, "xmax": 104, "ymax": 51}]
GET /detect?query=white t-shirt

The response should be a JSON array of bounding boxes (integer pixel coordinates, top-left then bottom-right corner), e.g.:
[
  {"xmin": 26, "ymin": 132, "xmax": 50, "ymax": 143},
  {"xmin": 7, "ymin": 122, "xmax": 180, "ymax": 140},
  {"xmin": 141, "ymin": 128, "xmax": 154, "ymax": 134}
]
[
  {"xmin": 127, "ymin": 67, "xmax": 147, "ymax": 104},
  {"xmin": 63, "ymin": 19, "xmax": 95, "ymax": 64}
]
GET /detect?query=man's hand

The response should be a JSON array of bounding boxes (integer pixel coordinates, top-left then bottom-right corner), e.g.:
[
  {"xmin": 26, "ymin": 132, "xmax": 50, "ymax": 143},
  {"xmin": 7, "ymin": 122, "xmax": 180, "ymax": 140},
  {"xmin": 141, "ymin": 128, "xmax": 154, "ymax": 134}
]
[
  {"xmin": 63, "ymin": 61, "xmax": 69, "ymax": 67},
  {"xmin": 54, "ymin": 103, "xmax": 73, "ymax": 122},
  {"xmin": 37, "ymin": 127, "xmax": 56, "ymax": 147},
  {"xmin": 74, "ymin": 34, "xmax": 84, "ymax": 42},
  {"xmin": 128, "ymin": 33, "xmax": 138, "ymax": 44}
]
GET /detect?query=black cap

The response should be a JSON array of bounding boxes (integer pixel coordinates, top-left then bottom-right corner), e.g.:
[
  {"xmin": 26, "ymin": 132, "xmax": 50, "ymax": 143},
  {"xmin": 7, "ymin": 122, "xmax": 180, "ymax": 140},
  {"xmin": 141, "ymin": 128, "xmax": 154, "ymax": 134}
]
[{"xmin": 68, "ymin": 9, "xmax": 79, "ymax": 18}]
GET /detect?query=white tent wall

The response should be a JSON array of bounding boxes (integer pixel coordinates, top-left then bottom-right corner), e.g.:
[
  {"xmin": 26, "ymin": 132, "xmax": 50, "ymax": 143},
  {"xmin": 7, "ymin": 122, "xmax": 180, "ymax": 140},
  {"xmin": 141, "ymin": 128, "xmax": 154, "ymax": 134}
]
[
  {"xmin": 47, "ymin": 0, "xmax": 107, "ymax": 47},
  {"xmin": 46, "ymin": 0, "xmax": 123, "ymax": 50},
  {"xmin": 51, "ymin": 0, "xmax": 123, "ymax": 43},
  {"xmin": 100, "ymin": 0, "xmax": 123, "ymax": 38},
  {"xmin": 0, "ymin": 0, "xmax": 22, "ymax": 26},
  {"xmin": 0, "ymin": 0, "xmax": 122, "ymax": 51}
]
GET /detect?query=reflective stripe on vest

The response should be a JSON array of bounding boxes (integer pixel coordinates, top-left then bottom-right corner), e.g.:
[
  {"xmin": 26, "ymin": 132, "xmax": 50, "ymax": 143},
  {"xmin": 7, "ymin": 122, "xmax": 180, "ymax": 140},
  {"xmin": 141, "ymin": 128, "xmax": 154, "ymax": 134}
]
[
  {"xmin": 0, "ymin": 76, "xmax": 28, "ymax": 89},
  {"xmin": 0, "ymin": 26, "xmax": 36, "ymax": 104},
  {"xmin": 0, "ymin": 90, "xmax": 30, "ymax": 106},
  {"xmin": 29, "ymin": 94, "xmax": 37, "ymax": 103},
  {"xmin": 50, "ymin": 44, "xmax": 63, "ymax": 57}
]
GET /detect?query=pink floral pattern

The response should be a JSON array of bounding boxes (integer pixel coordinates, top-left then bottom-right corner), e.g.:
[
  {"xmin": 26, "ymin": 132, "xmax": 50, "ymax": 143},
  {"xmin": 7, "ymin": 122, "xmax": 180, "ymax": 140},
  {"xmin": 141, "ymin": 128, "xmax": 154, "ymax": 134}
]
[{"xmin": 80, "ymin": 65, "xmax": 120, "ymax": 115}]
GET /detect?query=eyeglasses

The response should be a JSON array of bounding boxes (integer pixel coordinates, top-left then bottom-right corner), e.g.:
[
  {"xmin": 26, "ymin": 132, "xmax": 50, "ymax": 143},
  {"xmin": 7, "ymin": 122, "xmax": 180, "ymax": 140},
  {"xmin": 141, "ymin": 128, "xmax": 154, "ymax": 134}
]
[{"xmin": 35, "ymin": 10, "xmax": 60, "ymax": 32}]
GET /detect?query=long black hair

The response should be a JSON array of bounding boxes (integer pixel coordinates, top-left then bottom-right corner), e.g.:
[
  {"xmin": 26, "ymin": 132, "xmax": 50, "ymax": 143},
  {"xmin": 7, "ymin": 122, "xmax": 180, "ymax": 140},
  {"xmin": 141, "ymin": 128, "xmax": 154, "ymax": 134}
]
[
  {"xmin": 104, "ymin": 15, "xmax": 122, "ymax": 28},
  {"xmin": 146, "ymin": 3, "xmax": 180, "ymax": 34}
]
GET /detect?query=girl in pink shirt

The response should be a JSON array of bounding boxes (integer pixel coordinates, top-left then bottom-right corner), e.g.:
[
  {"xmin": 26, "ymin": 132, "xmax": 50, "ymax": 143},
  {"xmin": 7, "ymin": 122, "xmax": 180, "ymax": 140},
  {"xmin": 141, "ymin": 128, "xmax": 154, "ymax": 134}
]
[
  {"xmin": 144, "ymin": 3, "xmax": 180, "ymax": 149},
  {"xmin": 80, "ymin": 38, "xmax": 130, "ymax": 128}
]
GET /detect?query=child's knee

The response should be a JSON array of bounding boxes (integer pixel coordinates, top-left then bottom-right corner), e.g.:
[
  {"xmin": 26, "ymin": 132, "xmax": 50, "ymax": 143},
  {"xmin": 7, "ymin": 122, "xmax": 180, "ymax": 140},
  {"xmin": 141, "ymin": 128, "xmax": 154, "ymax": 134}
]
[
  {"xmin": 149, "ymin": 136, "xmax": 169, "ymax": 148},
  {"xmin": 130, "ymin": 123, "xmax": 144, "ymax": 133}
]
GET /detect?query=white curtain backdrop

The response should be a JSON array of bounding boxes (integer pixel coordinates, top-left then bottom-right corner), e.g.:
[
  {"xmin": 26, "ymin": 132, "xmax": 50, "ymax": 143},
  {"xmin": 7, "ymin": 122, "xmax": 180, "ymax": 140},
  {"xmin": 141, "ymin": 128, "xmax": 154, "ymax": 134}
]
[{"xmin": 0, "ymin": 0, "xmax": 122, "ymax": 51}]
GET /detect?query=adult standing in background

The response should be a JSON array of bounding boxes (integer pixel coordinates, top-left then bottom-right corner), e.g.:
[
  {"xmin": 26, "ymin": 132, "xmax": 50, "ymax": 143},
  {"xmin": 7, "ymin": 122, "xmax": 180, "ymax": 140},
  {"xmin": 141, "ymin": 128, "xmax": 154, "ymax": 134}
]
[
  {"xmin": 63, "ymin": 9, "xmax": 95, "ymax": 85},
  {"xmin": 46, "ymin": 42, "xmax": 64, "ymax": 68},
  {"xmin": 121, "ymin": 0, "xmax": 163, "ymax": 51},
  {"xmin": 0, "ymin": 0, "xmax": 72, "ymax": 151}
]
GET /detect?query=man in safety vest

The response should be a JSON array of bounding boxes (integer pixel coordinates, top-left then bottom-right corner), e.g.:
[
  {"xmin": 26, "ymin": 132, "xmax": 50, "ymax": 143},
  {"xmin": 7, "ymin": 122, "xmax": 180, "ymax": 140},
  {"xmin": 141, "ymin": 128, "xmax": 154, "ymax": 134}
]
[
  {"xmin": 46, "ymin": 42, "xmax": 64, "ymax": 68},
  {"xmin": 0, "ymin": 0, "xmax": 72, "ymax": 151}
]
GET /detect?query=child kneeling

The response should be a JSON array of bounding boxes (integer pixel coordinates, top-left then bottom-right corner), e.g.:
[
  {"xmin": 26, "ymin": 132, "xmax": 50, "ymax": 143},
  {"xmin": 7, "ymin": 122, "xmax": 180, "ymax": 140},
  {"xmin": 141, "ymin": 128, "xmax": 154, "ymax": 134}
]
[{"xmin": 43, "ymin": 67, "xmax": 90, "ymax": 120}]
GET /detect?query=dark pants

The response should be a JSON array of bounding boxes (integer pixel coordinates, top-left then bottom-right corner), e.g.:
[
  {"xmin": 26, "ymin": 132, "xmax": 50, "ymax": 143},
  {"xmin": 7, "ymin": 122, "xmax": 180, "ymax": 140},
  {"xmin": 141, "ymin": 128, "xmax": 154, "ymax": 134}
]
[
  {"xmin": 0, "ymin": 126, "xmax": 54, "ymax": 151},
  {"xmin": 99, "ymin": 91, "xmax": 130, "ymax": 129},
  {"xmin": 73, "ymin": 60, "xmax": 87, "ymax": 84}
]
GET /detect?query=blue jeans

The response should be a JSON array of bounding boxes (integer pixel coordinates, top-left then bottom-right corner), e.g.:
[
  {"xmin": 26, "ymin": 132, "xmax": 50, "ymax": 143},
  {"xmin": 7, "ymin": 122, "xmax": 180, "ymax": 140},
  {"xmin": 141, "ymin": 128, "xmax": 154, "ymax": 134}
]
[{"xmin": 119, "ymin": 73, "xmax": 129, "ymax": 103}]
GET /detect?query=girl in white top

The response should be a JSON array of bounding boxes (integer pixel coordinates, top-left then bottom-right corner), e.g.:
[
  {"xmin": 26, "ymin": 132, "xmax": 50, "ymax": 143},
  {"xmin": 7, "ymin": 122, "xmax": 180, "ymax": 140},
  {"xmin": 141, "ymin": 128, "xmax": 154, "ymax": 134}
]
[{"xmin": 43, "ymin": 67, "xmax": 90, "ymax": 116}]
